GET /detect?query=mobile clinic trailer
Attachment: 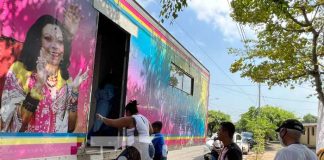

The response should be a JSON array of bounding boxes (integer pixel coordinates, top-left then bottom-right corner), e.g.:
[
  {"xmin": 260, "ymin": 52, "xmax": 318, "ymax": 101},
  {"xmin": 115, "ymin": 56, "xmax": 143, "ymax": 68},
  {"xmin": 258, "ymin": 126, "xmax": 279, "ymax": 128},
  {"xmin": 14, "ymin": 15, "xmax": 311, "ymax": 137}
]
[{"xmin": 0, "ymin": 0, "xmax": 210, "ymax": 159}]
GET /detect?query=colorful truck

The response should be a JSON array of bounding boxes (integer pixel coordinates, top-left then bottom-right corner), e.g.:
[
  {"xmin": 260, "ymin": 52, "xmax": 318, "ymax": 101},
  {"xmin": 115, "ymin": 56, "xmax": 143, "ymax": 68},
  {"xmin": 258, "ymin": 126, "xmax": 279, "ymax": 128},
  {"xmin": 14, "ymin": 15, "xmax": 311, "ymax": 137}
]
[{"xmin": 0, "ymin": 0, "xmax": 210, "ymax": 159}]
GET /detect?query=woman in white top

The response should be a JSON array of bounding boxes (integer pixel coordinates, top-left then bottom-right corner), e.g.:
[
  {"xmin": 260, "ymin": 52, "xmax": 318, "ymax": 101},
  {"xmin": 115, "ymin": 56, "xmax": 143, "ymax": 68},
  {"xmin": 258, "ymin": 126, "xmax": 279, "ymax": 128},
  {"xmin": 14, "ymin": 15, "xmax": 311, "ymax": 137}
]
[{"xmin": 97, "ymin": 100, "xmax": 154, "ymax": 160}]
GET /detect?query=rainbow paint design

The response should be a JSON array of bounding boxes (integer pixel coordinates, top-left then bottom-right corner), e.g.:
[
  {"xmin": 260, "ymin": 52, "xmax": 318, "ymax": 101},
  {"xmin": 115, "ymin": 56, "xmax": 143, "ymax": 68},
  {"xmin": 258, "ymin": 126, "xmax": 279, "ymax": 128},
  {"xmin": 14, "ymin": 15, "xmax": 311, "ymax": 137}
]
[
  {"xmin": 0, "ymin": 133, "xmax": 85, "ymax": 159},
  {"xmin": 113, "ymin": 0, "xmax": 210, "ymax": 147}
]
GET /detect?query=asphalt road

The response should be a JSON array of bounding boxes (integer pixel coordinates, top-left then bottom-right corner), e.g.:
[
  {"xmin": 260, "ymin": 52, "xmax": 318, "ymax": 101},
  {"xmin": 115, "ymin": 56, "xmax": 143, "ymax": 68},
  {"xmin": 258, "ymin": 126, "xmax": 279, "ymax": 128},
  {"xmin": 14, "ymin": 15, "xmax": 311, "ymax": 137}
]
[
  {"xmin": 167, "ymin": 142, "xmax": 284, "ymax": 160},
  {"xmin": 168, "ymin": 145, "xmax": 206, "ymax": 160}
]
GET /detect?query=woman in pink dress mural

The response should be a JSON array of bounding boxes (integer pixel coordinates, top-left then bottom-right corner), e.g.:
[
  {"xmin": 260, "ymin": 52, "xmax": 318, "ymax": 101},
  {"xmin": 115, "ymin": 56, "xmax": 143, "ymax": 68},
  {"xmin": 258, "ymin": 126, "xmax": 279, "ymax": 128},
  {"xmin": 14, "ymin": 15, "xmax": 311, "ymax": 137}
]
[{"xmin": 0, "ymin": 5, "xmax": 88, "ymax": 133}]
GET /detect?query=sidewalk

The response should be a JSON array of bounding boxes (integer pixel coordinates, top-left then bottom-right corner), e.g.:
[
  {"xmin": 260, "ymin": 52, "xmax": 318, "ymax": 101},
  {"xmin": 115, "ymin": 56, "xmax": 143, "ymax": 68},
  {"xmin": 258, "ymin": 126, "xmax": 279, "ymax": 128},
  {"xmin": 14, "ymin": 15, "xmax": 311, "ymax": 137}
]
[{"xmin": 168, "ymin": 145, "xmax": 206, "ymax": 160}]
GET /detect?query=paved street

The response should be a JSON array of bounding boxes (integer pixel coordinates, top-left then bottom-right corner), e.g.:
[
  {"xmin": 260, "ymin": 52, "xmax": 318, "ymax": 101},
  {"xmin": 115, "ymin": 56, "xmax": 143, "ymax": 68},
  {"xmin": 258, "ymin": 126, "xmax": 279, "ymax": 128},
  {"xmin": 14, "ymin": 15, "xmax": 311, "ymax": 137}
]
[
  {"xmin": 167, "ymin": 142, "xmax": 283, "ymax": 160},
  {"xmin": 167, "ymin": 142, "xmax": 318, "ymax": 160},
  {"xmin": 168, "ymin": 145, "xmax": 206, "ymax": 160}
]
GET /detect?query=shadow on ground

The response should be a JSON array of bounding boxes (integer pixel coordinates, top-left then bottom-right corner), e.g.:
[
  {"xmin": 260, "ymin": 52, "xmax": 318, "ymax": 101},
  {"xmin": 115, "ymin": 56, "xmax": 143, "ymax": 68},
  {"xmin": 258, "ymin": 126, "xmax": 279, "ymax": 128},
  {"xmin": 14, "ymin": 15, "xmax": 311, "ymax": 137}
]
[
  {"xmin": 265, "ymin": 141, "xmax": 280, "ymax": 151},
  {"xmin": 193, "ymin": 155, "xmax": 204, "ymax": 160}
]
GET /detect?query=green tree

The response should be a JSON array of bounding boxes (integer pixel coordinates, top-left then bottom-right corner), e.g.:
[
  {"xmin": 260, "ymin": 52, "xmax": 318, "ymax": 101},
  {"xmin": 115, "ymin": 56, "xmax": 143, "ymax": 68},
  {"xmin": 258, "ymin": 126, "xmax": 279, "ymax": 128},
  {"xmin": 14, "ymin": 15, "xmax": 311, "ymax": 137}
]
[
  {"xmin": 248, "ymin": 117, "xmax": 266, "ymax": 159},
  {"xmin": 208, "ymin": 110, "xmax": 231, "ymax": 135},
  {"xmin": 303, "ymin": 113, "xmax": 318, "ymax": 123},
  {"xmin": 236, "ymin": 106, "xmax": 295, "ymax": 159},
  {"xmin": 228, "ymin": 1, "xmax": 324, "ymax": 103},
  {"xmin": 237, "ymin": 105, "xmax": 296, "ymax": 140}
]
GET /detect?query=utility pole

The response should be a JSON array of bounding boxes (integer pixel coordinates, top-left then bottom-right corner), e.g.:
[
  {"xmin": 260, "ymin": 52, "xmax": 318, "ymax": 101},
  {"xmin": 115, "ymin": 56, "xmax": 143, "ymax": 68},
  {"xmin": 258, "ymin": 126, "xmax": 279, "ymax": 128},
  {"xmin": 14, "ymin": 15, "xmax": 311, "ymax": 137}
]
[
  {"xmin": 258, "ymin": 83, "xmax": 261, "ymax": 109},
  {"xmin": 257, "ymin": 83, "xmax": 261, "ymax": 116}
]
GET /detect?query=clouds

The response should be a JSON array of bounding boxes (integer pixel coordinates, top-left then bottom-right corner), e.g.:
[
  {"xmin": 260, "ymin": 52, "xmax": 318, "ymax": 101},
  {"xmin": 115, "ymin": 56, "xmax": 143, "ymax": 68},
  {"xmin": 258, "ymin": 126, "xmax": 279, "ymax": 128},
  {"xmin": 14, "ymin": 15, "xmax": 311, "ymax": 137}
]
[
  {"xmin": 135, "ymin": 0, "xmax": 254, "ymax": 41},
  {"xmin": 188, "ymin": 0, "xmax": 253, "ymax": 42}
]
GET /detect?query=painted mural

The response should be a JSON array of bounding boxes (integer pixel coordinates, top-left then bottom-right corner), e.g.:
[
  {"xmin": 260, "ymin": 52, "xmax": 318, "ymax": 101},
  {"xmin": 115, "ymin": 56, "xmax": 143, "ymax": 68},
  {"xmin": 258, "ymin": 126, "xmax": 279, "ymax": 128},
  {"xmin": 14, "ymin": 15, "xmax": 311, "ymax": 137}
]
[
  {"xmin": 0, "ymin": 0, "xmax": 97, "ymax": 133},
  {"xmin": 0, "ymin": 0, "xmax": 97, "ymax": 158},
  {"xmin": 109, "ymin": 0, "xmax": 210, "ymax": 147}
]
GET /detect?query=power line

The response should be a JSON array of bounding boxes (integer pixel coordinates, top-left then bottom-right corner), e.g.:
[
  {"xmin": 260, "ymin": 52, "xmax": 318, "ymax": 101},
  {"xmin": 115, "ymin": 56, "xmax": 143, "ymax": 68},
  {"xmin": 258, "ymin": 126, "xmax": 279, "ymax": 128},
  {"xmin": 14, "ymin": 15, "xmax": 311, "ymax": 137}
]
[
  {"xmin": 212, "ymin": 85, "xmax": 315, "ymax": 104},
  {"xmin": 216, "ymin": 85, "xmax": 317, "ymax": 103},
  {"xmin": 225, "ymin": 0, "xmax": 246, "ymax": 43},
  {"xmin": 262, "ymin": 96, "xmax": 316, "ymax": 103},
  {"xmin": 210, "ymin": 83, "xmax": 258, "ymax": 87},
  {"xmin": 262, "ymin": 96, "xmax": 267, "ymax": 105},
  {"xmin": 211, "ymin": 83, "xmax": 314, "ymax": 91},
  {"xmin": 173, "ymin": 21, "xmax": 257, "ymax": 105}
]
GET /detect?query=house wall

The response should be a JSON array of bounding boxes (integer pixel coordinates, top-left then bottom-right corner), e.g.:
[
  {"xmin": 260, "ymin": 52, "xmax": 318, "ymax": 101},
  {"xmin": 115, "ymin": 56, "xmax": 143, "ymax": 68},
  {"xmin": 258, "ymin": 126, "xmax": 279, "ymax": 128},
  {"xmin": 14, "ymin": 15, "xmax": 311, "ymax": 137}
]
[{"xmin": 301, "ymin": 125, "xmax": 317, "ymax": 147}]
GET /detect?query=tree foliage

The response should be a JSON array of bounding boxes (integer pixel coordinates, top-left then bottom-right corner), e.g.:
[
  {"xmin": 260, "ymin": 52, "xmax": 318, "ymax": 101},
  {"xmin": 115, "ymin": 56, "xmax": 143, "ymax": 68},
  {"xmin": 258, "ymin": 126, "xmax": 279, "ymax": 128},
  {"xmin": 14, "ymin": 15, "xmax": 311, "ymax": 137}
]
[
  {"xmin": 250, "ymin": 117, "xmax": 266, "ymax": 158},
  {"xmin": 208, "ymin": 110, "xmax": 231, "ymax": 134},
  {"xmin": 229, "ymin": 0, "xmax": 324, "ymax": 103},
  {"xmin": 236, "ymin": 105, "xmax": 295, "ymax": 158},
  {"xmin": 236, "ymin": 105, "xmax": 296, "ymax": 140},
  {"xmin": 159, "ymin": 0, "xmax": 187, "ymax": 23},
  {"xmin": 303, "ymin": 113, "xmax": 318, "ymax": 123}
]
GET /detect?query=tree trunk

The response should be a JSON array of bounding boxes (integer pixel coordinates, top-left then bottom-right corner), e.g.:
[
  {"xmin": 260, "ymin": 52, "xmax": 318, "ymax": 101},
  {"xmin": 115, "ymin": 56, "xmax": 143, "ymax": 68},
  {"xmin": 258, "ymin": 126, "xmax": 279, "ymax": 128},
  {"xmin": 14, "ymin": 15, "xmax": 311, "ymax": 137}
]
[
  {"xmin": 311, "ymin": 29, "xmax": 324, "ymax": 155},
  {"xmin": 317, "ymin": 102, "xmax": 324, "ymax": 154},
  {"xmin": 311, "ymin": 32, "xmax": 324, "ymax": 104}
]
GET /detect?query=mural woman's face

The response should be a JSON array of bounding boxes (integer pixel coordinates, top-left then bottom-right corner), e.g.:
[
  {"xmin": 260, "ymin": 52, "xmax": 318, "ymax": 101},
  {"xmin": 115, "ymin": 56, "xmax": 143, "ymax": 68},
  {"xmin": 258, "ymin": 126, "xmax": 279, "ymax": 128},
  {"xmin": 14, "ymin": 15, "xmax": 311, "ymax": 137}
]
[{"xmin": 41, "ymin": 24, "xmax": 64, "ymax": 66}]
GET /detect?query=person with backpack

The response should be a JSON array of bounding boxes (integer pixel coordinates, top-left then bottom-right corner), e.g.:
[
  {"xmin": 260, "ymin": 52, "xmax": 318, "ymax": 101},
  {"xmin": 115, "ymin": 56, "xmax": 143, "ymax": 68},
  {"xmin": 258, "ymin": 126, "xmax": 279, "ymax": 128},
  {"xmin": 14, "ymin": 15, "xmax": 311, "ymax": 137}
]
[
  {"xmin": 97, "ymin": 100, "xmax": 154, "ymax": 160},
  {"xmin": 217, "ymin": 122, "xmax": 242, "ymax": 160}
]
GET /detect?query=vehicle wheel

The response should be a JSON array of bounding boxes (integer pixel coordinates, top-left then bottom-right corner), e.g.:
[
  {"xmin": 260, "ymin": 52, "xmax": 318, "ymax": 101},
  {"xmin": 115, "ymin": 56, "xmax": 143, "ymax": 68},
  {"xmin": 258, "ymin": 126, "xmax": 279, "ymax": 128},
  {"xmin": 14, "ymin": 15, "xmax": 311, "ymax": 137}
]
[
  {"xmin": 242, "ymin": 148, "xmax": 248, "ymax": 155},
  {"xmin": 245, "ymin": 149, "xmax": 249, "ymax": 155}
]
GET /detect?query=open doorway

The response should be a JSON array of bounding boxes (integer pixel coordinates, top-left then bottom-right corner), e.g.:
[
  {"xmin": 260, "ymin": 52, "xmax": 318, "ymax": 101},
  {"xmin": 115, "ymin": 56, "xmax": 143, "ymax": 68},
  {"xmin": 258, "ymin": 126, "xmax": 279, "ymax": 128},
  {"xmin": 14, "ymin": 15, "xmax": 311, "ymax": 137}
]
[{"xmin": 87, "ymin": 13, "xmax": 130, "ymax": 140}]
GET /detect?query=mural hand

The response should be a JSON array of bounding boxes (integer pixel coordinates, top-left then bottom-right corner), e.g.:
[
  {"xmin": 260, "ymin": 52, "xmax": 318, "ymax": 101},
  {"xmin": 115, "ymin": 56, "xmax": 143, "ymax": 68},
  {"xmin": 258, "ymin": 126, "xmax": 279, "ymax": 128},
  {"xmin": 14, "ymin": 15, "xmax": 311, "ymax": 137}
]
[
  {"xmin": 71, "ymin": 67, "xmax": 89, "ymax": 92},
  {"xmin": 63, "ymin": 3, "xmax": 82, "ymax": 38},
  {"xmin": 34, "ymin": 48, "xmax": 48, "ymax": 97},
  {"xmin": 36, "ymin": 48, "xmax": 47, "ymax": 85}
]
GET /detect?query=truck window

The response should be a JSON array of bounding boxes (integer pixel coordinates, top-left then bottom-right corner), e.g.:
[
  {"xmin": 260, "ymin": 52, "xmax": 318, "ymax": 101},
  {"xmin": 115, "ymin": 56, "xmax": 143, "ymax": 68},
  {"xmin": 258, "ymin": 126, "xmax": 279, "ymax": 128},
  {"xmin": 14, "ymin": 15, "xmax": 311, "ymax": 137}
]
[
  {"xmin": 236, "ymin": 135, "xmax": 242, "ymax": 141},
  {"xmin": 170, "ymin": 63, "xmax": 193, "ymax": 95}
]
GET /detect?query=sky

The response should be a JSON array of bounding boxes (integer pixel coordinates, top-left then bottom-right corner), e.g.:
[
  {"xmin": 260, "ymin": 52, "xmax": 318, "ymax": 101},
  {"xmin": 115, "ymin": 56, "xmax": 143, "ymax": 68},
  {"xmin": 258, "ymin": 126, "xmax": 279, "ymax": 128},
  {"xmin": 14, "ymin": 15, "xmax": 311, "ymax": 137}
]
[{"xmin": 136, "ymin": 0, "xmax": 318, "ymax": 122}]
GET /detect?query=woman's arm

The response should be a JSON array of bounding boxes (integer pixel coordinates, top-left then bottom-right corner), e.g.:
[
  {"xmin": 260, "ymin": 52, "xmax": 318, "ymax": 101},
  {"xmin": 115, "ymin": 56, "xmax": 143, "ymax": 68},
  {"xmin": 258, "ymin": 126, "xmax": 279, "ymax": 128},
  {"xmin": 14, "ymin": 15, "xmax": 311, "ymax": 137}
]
[
  {"xmin": 97, "ymin": 114, "xmax": 133, "ymax": 128},
  {"xmin": 67, "ymin": 68, "xmax": 88, "ymax": 132},
  {"xmin": 20, "ymin": 105, "xmax": 35, "ymax": 132},
  {"xmin": 63, "ymin": 4, "xmax": 82, "ymax": 40},
  {"xmin": 20, "ymin": 89, "xmax": 43, "ymax": 132},
  {"xmin": 68, "ymin": 111, "xmax": 77, "ymax": 132},
  {"xmin": 67, "ymin": 88, "xmax": 79, "ymax": 132},
  {"xmin": 102, "ymin": 117, "xmax": 132, "ymax": 128}
]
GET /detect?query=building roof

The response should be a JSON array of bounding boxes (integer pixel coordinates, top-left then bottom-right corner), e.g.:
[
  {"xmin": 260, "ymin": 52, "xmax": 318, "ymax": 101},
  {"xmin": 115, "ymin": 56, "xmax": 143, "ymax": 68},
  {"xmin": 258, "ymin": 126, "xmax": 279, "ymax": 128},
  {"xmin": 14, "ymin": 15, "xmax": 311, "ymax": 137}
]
[{"xmin": 302, "ymin": 123, "xmax": 317, "ymax": 127}]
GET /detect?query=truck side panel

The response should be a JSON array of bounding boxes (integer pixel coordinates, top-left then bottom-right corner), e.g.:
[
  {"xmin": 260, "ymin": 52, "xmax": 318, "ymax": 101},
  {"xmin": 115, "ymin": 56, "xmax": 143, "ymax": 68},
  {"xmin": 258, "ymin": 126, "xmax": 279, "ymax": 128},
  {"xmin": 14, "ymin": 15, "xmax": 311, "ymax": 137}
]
[{"xmin": 107, "ymin": 0, "xmax": 210, "ymax": 148}]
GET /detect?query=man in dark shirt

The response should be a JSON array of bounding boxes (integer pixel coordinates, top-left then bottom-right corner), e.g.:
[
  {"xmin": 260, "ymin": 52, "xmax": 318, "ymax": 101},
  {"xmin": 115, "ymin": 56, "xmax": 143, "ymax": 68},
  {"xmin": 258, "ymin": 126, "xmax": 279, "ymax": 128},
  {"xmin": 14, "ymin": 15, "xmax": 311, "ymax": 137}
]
[{"xmin": 217, "ymin": 122, "xmax": 242, "ymax": 160}]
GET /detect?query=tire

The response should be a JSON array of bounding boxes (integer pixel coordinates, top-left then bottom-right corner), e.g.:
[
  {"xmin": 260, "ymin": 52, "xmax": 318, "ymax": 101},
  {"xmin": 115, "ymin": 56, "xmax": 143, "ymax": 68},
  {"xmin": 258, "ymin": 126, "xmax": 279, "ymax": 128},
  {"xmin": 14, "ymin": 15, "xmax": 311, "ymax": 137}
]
[{"xmin": 242, "ymin": 147, "xmax": 248, "ymax": 155}]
